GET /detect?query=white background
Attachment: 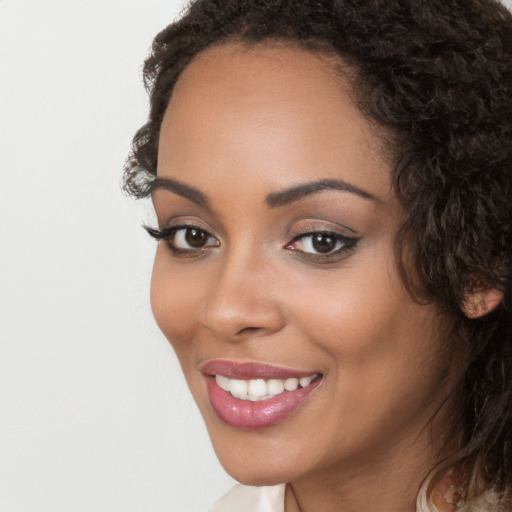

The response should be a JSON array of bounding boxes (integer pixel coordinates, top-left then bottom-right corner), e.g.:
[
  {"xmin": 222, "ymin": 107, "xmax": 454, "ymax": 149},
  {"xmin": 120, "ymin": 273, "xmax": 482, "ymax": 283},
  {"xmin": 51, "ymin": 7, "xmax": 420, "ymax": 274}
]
[
  {"xmin": 0, "ymin": 1, "xmax": 235, "ymax": 511},
  {"xmin": 0, "ymin": 1, "xmax": 511, "ymax": 511}
]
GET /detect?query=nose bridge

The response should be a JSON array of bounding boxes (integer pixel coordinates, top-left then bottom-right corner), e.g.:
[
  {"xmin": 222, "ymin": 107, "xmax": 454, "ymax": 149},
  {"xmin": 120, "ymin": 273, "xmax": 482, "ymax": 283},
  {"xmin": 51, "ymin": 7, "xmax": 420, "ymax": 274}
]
[{"xmin": 201, "ymin": 242, "xmax": 284, "ymax": 340}]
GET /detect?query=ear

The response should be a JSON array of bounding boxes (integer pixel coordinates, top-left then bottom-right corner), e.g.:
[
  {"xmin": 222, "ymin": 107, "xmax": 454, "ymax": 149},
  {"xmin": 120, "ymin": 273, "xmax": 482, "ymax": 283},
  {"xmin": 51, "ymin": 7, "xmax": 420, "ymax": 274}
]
[
  {"xmin": 462, "ymin": 288, "xmax": 504, "ymax": 319},
  {"xmin": 431, "ymin": 471, "xmax": 465, "ymax": 512}
]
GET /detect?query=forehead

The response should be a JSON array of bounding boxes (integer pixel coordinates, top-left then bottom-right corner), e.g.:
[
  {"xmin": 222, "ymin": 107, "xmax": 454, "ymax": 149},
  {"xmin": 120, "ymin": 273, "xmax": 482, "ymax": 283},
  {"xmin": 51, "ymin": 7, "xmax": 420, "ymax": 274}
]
[{"xmin": 157, "ymin": 41, "xmax": 393, "ymax": 202}]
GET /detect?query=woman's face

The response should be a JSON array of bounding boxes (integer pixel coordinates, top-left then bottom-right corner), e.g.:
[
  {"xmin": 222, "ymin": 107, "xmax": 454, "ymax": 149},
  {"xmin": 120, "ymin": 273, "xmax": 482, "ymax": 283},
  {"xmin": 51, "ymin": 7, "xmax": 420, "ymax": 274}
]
[{"xmin": 151, "ymin": 43, "xmax": 457, "ymax": 488}]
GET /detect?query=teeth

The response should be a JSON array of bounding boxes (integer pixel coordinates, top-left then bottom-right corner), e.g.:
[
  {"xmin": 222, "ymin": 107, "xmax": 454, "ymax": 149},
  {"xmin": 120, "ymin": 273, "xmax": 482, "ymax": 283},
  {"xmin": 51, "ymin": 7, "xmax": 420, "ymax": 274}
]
[
  {"xmin": 248, "ymin": 379, "xmax": 267, "ymax": 397},
  {"xmin": 267, "ymin": 379, "xmax": 284, "ymax": 395},
  {"xmin": 229, "ymin": 379, "xmax": 248, "ymax": 396},
  {"xmin": 215, "ymin": 374, "xmax": 318, "ymax": 401},
  {"xmin": 284, "ymin": 377, "xmax": 299, "ymax": 391},
  {"xmin": 216, "ymin": 375, "xmax": 231, "ymax": 392},
  {"xmin": 299, "ymin": 376, "xmax": 313, "ymax": 388}
]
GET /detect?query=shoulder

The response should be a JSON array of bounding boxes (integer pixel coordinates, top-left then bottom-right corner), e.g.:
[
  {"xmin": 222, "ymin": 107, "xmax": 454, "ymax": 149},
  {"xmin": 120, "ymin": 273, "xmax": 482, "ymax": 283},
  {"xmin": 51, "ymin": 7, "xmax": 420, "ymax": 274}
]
[{"xmin": 209, "ymin": 483, "xmax": 286, "ymax": 512}]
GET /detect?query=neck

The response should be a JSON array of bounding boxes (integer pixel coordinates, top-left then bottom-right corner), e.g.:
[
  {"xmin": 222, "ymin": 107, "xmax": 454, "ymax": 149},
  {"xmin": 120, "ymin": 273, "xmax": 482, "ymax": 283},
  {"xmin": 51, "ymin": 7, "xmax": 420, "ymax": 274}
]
[{"xmin": 284, "ymin": 427, "xmax": 450, "ymax": 512}]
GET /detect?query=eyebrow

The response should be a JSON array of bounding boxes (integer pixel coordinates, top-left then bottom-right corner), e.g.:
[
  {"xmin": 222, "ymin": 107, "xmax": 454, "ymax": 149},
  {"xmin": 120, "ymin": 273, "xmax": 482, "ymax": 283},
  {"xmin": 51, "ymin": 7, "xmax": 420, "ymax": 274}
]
[
  {"xmin": 150, "ymin": 176, "xmax": 379, "ymax": 209},
  {"xmin": 265, "ymin": 178, "xmax": 380, "ymax": 207},
  {"xmin": 150, "ymin": 177, "xmax": 211, "ymax": 208}
]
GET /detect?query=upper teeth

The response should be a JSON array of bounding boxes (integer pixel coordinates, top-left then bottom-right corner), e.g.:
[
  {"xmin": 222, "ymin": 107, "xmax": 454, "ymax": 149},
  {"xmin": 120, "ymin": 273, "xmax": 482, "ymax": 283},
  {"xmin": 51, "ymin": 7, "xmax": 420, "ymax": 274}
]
[{"xmin": 215, "ymin": 374, "xmax": 318, "ymax": 401}]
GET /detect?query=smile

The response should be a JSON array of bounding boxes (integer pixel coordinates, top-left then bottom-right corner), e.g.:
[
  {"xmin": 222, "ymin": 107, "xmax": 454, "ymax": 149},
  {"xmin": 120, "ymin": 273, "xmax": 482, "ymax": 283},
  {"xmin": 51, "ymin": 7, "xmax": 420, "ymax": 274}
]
[
  {"xmin": 215, "ymin": 374, "xmax": 318, "ymax": 401},
  {"xmin": 201, "ymin": 361, "xmax": 322, "ymax": 429}
]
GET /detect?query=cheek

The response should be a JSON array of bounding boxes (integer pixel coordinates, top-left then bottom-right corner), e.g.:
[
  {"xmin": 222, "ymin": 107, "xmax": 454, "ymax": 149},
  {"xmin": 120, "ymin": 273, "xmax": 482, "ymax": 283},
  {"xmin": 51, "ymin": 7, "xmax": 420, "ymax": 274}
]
[
  {"xmin": 292, "ymin": 240, "xmax": 430, "ymax": 352},
  {"xmin": 149, "ymin": 249, "xmax": 204, "ymax": 358},
  {"xmin": 286, "ymin": 250, "xmax": 450, "ymax": 418},
  {"xmin": 285, "ymin": 247, "xmax": 406, "ymax": 357}
]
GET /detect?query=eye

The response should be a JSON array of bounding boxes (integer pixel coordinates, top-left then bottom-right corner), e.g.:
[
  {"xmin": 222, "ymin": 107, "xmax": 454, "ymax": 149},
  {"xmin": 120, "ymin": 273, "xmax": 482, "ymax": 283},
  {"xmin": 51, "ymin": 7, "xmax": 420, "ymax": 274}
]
[
  {"xmin": 173, "ymin": 227, "xmax": 217, "ymax": 249},
  {"xmin": 291, "ymin": 232, "xmax": 341, "ymax": 254},
  {"xmin": 144, "ymin": 225, "xmax": 220, "ymax": 255},
  {"xmin": 285, "ymin": 231, "xmax": 358, "ymax": 260}
]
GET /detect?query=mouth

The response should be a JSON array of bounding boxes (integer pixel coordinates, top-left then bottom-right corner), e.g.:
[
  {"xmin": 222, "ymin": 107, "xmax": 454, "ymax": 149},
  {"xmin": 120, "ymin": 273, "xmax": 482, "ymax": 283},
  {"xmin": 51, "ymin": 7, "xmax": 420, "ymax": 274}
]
[
  {"xmin": 201, "ymin": 360, "xmax": 322, "ymax": 429},
  {"xmin": 214, "ymin": 373, "xmax": 319, "ymax": 401}
]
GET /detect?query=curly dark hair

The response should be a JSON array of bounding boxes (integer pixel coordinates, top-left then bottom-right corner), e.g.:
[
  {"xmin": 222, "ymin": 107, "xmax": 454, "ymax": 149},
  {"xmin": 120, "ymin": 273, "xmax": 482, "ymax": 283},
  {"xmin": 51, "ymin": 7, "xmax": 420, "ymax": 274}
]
[{"xmin": 124, "ymin": 0, "xmax": 512, "ymax": 506}]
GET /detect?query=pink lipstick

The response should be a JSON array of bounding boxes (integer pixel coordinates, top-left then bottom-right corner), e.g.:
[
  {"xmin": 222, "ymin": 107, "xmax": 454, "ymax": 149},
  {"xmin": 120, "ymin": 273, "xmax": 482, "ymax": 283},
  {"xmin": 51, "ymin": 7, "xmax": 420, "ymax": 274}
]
[{"xmin": 201, "ymin": 360, "xmax": 322, "ymax": 429}]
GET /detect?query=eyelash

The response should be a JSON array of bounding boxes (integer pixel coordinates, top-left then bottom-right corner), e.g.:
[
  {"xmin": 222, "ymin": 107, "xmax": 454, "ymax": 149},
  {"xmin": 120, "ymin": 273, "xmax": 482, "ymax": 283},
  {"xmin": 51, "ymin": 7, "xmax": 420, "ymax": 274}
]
[
  {"xmin": 144, "ymin": 225, "xmax": 219, "ymax": 257},
  {"xmin": 285, "ymin": 230, "xmax": 359, "ymax": 263},
  {"xmin": 144, "ymin": 225, "xmax": 359, "ymax": 262}
]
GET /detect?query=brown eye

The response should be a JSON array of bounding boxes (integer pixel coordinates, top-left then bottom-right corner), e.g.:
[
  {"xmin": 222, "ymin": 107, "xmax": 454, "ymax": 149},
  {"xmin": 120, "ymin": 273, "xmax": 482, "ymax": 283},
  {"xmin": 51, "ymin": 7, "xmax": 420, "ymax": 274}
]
[
  {"xmin": 289, "ymin": 231, "xmax": 344, "ymax": 255},
  {"xmin": 285, "ymin": 230, "xmax": 359, "ymax": 262},
  {"xmin": 174, "ymin": 227, "xmax": 218, "ymax": 249},
  {"xmin": 311, "ymin": 233, "xmax": 337, "ymax": 253},
  {"xmin": 185, "ymin": 228, "xmax": 209, "ymax": 248}
]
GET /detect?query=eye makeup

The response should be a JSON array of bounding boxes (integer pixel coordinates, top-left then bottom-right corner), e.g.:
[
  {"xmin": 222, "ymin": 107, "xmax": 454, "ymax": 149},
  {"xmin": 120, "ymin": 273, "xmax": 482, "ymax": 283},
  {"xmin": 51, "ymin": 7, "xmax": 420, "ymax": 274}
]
[
  {"xmin": 144, "ymin": 224, "xmax": 220, "ymax": 257},
  {"xmin": 285, "ymin": 230, "xmax": 359, "ymax": 264},
  {"xmin": 145, "ymin": 222, "xmax": 360, "ymax": 265}
]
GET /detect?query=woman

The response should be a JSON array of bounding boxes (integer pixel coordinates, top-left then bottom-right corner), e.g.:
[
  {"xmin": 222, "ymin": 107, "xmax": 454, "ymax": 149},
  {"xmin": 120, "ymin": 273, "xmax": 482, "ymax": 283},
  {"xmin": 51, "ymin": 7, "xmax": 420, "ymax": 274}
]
[{"xmin": 124, "ymin": 1, "xmax": 512, "ymax": 510}]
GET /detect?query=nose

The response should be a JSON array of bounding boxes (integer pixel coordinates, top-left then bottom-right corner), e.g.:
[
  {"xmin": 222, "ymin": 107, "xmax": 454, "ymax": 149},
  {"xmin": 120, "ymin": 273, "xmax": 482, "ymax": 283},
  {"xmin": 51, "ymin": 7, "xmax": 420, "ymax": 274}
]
[{"xmin": 200, "ymin": 251, "xmax": 285, "ymax": 341}]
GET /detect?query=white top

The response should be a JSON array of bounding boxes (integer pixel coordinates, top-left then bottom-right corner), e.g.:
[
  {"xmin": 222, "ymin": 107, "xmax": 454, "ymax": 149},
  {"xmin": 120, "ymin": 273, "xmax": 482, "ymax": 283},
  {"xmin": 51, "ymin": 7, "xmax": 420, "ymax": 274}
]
[
  {"xmin": 209, "ymin": 483, "xmax": 500, "ymax": 512},
  {"xmin": 209, "ymin": 484, "xmax": 286, "ymax": 512}
]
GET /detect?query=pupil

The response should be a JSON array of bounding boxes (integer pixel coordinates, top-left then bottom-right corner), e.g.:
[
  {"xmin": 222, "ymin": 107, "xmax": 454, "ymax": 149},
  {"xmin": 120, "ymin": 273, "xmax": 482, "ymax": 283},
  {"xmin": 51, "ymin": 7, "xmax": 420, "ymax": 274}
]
[
  {"xmin": 312, "ymin": 233, "xmax": 336, "ymax": 253},
  {"xmin": 185, "ymin": 228, "xmax": 207, "ymax": 248}
]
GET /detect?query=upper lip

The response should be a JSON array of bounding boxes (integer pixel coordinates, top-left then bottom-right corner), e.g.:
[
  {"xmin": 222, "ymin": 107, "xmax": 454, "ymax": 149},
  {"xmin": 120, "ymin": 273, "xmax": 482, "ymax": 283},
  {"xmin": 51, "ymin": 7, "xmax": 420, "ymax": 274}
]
[{"xmin": 200, "ymin": 359, "xmax": 321, "ymax": 380}]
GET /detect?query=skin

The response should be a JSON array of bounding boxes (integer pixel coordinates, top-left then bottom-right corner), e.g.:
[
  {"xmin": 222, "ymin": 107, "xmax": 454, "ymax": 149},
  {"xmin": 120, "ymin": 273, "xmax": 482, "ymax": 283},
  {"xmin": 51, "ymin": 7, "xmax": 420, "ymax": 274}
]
[{"xmin": 150, "ymin": 42, "xmax": 461, "ymax": 512}]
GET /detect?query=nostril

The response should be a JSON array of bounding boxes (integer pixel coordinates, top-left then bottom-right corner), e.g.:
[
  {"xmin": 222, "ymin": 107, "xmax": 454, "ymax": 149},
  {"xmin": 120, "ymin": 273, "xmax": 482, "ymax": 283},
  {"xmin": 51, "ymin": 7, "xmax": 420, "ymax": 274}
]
[{"xmin": 237, "ymin": 326, "xmax": 263, "ymax": 335}]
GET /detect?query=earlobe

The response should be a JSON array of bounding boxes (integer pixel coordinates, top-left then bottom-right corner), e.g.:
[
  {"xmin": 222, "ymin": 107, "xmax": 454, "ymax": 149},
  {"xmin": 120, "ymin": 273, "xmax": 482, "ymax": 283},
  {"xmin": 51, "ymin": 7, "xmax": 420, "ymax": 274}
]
[{"xmin": 462, "ymin": 288, "xmax": 504, "ymax": 319}]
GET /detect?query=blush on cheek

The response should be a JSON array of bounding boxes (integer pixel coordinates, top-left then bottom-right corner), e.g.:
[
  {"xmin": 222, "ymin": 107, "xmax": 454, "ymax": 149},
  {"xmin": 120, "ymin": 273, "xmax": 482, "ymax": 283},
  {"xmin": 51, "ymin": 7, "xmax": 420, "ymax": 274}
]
[
  {"xmin": 149, "ymin": 263, "xmax": 169, "ymax": 334},
  {"xmin": 150, "ymin": 268, "xmax": 187, "ymax": 344}
]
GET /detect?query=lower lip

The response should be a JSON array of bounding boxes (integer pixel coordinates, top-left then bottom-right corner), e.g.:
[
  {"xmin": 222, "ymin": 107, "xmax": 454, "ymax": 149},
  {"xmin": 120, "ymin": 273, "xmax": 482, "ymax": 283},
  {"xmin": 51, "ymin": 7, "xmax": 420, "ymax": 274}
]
[{"xmin": 206, "ymin": 376, "xmax": 321, "ymax": 429}]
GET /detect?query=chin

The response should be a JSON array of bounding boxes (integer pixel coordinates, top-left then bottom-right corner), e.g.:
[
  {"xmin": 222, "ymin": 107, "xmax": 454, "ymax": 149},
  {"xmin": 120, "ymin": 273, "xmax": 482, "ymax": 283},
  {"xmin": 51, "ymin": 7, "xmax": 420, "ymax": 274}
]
[
  {"xmin": 218, "ymin": 455, "xmax": 295, "ymax": 487},
  {"xmin": 206, "ymin": 424, "xmax": 307, "ymax": 486}
]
